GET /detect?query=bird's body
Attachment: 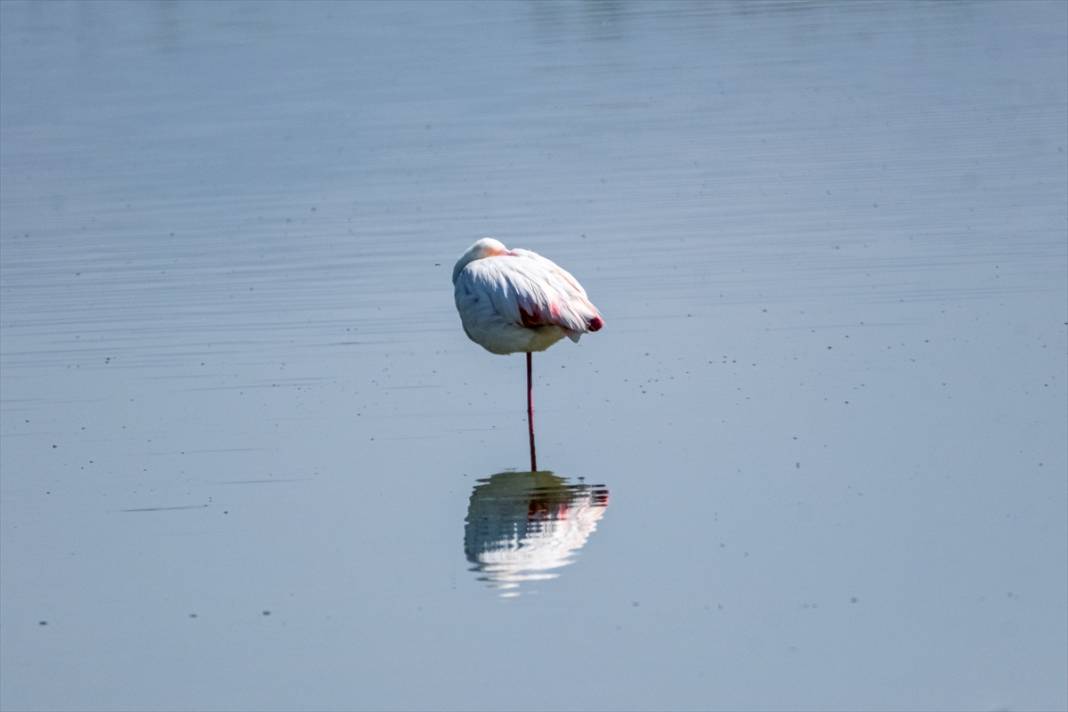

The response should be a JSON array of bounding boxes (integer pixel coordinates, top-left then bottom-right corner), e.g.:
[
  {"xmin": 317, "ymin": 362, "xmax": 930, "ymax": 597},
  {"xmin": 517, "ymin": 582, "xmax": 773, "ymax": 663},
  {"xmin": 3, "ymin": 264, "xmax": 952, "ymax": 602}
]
[
  {"xmin": 452, "ymin": 238, "xmax": 604, "ymax": 355},
  {"xmin": 452, "ymin": 238, "xmax": 604, "ymax": 471}
]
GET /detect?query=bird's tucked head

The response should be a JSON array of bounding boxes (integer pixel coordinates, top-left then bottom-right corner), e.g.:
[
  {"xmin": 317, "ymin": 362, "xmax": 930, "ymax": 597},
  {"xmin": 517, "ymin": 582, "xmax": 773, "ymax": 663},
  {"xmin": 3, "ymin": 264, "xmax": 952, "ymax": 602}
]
[{"xmin": 452, "ymin": 237, "xmax": 512, "ymax": 283}]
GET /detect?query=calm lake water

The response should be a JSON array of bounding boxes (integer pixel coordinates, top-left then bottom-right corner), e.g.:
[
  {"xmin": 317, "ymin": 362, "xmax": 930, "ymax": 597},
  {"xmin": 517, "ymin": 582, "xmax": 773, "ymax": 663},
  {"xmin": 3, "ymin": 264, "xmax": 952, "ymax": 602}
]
[{"xmin": 2, "ymin": 1, "xmax": 1066, "ymax": 710}]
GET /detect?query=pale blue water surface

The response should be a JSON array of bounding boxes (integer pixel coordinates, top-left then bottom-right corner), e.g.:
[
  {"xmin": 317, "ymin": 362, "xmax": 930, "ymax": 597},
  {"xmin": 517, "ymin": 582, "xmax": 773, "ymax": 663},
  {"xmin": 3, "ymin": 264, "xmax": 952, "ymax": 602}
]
[{"xmin": 1, "ymin": 1, "xmax": 1066, "ymax": 710}]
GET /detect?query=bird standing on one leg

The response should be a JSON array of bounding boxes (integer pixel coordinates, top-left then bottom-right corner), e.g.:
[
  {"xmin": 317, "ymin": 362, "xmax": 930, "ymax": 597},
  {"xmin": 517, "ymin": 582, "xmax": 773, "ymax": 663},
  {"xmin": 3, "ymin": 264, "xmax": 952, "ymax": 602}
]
[{"xmin": 452, "ymin": 238, "xmax": 604, "ymax": 471}]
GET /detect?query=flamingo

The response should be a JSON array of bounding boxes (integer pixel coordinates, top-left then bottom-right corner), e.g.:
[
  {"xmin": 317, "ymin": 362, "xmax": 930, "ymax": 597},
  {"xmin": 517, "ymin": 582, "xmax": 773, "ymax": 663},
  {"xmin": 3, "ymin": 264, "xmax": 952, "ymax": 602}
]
[{"xmin": 452, "ymin": 238, "xmax": 604, "ymax": 471}]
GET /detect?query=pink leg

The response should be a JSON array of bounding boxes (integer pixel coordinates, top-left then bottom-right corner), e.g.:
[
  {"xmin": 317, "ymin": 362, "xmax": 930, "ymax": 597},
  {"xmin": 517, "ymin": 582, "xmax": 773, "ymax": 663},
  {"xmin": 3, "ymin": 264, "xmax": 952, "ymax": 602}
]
[{"xmin": 527, "ymin": 351, "xmax": 537, "ymax": 472}]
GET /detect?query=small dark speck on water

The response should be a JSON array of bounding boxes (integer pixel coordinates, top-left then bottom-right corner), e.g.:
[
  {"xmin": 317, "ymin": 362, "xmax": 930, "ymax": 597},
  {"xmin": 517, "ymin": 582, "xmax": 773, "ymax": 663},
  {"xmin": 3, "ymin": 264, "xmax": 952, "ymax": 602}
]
[
  {"xmin": 850, "ymin": 596, "xmax": 859, "ymax": 604},
  {"xmin": 189, "ymin": 613, "xmax": 198, "ymax": 618},
  {"xmin": 38, "ymin": 620, "xmax": 47, "ymax": 626},
  {"xmin": 631, "ymin": 601, "xmax": 640, "ymax": 608},
  {"xmin": 262, "ymin": 610, "xmax": 271, "ymax": 616}
]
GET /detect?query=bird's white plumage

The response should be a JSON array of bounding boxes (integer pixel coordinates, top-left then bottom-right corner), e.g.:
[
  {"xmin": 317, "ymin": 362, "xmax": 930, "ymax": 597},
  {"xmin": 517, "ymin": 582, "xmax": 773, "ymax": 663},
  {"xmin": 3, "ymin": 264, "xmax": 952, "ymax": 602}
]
[{"xmin": 452, "ymin": 238, "xmax": 603, "ymax": 355}]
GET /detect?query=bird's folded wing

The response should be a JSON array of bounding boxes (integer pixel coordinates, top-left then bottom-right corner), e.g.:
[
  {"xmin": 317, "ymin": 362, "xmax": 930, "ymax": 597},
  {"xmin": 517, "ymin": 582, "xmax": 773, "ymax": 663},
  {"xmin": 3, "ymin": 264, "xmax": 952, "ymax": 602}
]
[{"xmin": 458, "ymin": 256, "xmax": 595, "ymax": 335}]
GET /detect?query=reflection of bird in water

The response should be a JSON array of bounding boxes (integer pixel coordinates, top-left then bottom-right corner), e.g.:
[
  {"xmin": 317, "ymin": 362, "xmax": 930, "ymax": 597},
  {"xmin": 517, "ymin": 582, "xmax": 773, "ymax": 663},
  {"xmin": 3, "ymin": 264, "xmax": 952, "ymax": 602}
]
[
  {"xmin": 452, "ymin": 238, "xmax": 604, "ymax": 471},
  {"xmin": 464, "ymin": 471, "xmax": 609, "ymax": 597}
]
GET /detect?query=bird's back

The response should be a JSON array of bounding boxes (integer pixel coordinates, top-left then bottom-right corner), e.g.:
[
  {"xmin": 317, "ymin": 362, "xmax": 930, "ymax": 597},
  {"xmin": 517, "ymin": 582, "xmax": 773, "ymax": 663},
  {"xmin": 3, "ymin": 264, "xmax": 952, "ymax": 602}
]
[{"xmin": 454, "ymin": 249, "xmax": 602, "ymax": 355}]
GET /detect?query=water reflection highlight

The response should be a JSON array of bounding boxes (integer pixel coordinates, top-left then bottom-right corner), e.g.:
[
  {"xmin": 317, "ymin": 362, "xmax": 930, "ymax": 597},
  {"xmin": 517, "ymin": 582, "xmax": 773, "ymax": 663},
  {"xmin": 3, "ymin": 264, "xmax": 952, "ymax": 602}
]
[{"xmin": 464, "ymin": 472, "xmax": 609, "ymax": 598}]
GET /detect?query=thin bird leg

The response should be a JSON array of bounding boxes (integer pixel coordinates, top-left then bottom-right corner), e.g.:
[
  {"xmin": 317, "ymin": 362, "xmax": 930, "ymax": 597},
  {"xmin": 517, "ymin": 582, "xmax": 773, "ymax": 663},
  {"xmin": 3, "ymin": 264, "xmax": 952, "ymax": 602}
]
[{"xmin": 527, "ymin": 351, "xmax": 537, "ymax": 472}]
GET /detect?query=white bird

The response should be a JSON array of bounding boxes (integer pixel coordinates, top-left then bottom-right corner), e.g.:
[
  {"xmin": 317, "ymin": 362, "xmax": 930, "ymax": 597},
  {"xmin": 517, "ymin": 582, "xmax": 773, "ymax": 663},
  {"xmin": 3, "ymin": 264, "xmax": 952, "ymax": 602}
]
[{"xmin": 452, "ymin": 238, "xmax": 604, "ymax": 470}]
